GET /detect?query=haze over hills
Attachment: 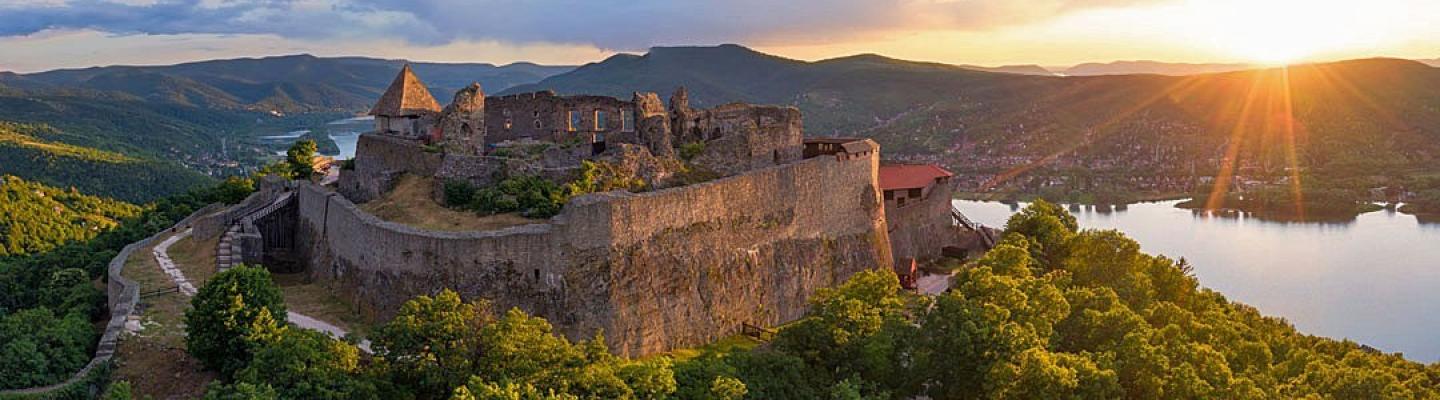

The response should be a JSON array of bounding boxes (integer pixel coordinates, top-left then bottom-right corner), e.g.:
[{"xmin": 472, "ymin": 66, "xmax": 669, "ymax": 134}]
[
  {"xmin": 1060, "ymin": 60, "xmax": 1256, "ymax": 76},
  {"xmin": 0, "ymin": 55, "xmax": 574, "ymax": 113}
]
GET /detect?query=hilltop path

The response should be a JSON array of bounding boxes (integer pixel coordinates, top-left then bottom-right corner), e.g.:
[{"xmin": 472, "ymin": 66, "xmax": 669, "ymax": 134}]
[{"xmin": 152, "ymin": 228, "xmax": 373, "ymax": 353}]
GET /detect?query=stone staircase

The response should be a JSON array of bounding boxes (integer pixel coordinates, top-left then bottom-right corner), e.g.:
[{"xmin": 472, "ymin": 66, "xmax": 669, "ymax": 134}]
[
  {"xmin": 216, "ymin": 224, "xmax": 244, "ymax": 272},
  {"xmin": 215, "ymin": 191, "xmax": 293, "ymax": 272}
]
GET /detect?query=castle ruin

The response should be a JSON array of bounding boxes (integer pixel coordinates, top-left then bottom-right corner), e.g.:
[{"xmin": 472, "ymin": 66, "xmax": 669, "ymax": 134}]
[{"xmin": 206, "ymin": 66, "xmax": 988, "ymax": 356}]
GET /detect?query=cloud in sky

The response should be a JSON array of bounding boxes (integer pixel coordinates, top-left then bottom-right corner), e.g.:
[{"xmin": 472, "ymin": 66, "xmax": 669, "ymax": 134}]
[{"xmin": 0, "ymin": 0, "xmax": 1158, "ymax": 50}]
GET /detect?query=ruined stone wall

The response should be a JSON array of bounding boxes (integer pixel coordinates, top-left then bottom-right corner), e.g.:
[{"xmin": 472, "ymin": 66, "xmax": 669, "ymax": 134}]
[
  {"xmin": 687, "ymin": 104, "xmax": 805, "ymax": 177},
  {"xmin": 294, "ymin": 139, "xmax": 890, "ymax": 356},
  {"xmin": 337, "ymin": 134, "xmax": 443, "ymax": 203},
  {"xmin": 885, "ymin": 181, "xmax": 960, "ymax": 266},
  {"xmin": 567, "ymin": 145, "xmax": 889, "ymax": 355},
  {"xmin": 486, "ymin": 91, "xmax": 636, "ymax": 144}
]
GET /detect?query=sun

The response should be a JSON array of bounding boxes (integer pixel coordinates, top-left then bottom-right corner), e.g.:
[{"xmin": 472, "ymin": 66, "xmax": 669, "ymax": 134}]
[{"xmin": 1180, "ymin": 0, "xmax": 1387, "ymax": 65}]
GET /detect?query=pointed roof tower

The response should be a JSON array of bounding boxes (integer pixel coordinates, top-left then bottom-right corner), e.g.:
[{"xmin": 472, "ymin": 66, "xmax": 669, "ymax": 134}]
[{"xmin": 369, "ymin": 64, "xmax": 442, "ymax": 117}]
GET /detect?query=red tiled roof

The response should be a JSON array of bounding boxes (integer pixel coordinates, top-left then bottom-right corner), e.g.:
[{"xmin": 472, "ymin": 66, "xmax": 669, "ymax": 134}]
[{"xmin": 878, "ymin": 164, "xmax": 953, "ymax": 191}]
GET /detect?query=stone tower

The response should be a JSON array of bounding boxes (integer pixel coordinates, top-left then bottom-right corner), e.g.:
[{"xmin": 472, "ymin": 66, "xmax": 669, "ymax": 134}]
[
  {"xmin": 369, "ymin": 64, "xmax": 442, "ymax": 138},
  {"xmin": 668, "ymin": 86, "xmax": 697, "ymax": 144},
  {"xmin": 632, "ymin": 92, "xmax": 675, "ymax": 158},
  {"xmin": 437, "ymin": 83, "xmax": 486, "ymax": 155}
]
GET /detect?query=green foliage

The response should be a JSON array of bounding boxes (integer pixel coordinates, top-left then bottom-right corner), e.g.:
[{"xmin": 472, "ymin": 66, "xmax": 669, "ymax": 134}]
[
  {"xmin": 184, "ymin": 264, "xmax": 288, "ymax": 378},
  {"xmin": 101, "ymin": 380, "xmax": 135, "ymax": 400},
  {"xmin": 443, "ymin": 161, "xmax": 646, "ymax": 219},
  {"xmin": 226, "ymin": 328, "xmax": 377, "ymax": 400},
  {"xmin": 679, "ymin": 142, "xmax": 706, "ymax": 161},
  {"xmin": 0, "ymin": 175, "xmax": 142, "ymax": 257},
  {"xmin": 372, "ymin": 290, "xmax": 493, "ymax": 400},
  {"xmin": 202, "ymin": 382, "xmax": 280, "ymax": 400},
  {"xmin": 0, "ymin": 121, "xmax": 214, "ymax": 203},
  {"xmin": 0, "ymin": 307, "xmax": 95, "ymax": 389},
  {"xmin": 1000, "ymin": 199, "xmax": 1078, "ymax": 268},
  {"xmin": 284, "ymin": 140, "xmax": 319, "ymax": 181},
  {"xmin": 448, "ymin": 177, "xmax": 568, "ymax": 218},
  {"xmin": 562, "ymin": 160, "xmax": 646, "ymax": 195},
  {"xmin": 706, "ymin": 376, "xmax": 746, "ymax": 400},
  {"xmin": 0, "ymin": 178, "xmax": 250, "ymax": 390}
]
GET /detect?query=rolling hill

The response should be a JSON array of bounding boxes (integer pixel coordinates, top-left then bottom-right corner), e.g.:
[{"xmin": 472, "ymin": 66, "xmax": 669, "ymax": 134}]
[
  {"xmin": 0, "ymin": 175, "xmax": 142, "ymax": 257},
  {"xmin": 505, "ymin": 45, "xmax": 1440, "ymax": 203},
  {"xmin": 0, "ymin": 55, "xmax": 574, "ymax": 113},
  {"xmin": 0, "ymin": 121, "xmax": 213, "ymax": 202},
  {"xmin": 1061, "ymin": 61, "xmax": 1256, "ymax": 76}
]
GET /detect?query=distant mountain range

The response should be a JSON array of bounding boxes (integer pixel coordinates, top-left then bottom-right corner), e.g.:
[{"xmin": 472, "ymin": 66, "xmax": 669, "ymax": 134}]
[
  {"xmin": 1059, "ymin": 61, "xmax": 1257, "ymax": 76},
  {"xmin": 0, "ymin": 55, "xmax": 574, "ymax": 113}
]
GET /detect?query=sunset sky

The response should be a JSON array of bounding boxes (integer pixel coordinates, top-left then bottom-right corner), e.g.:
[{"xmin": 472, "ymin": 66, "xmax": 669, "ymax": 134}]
[{"xmin": 2, "ymin": 0, "xmax": 1437, "ymax": 73}]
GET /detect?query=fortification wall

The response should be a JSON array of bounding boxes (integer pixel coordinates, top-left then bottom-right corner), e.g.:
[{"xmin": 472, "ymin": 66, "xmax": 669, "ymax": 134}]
[
  {"xmin": 338, "ymin": 134, "xmax": 443, "ymax": 203},
  {"xmin": 566, "ymin": 146, "xmax": 889, "ymax": 354},
  {"xmin": 688, "ymin": 104, "xmax": 805, "ymax": 177},
  {"xmin": 886, "ymin": 182, "xmax": 960, "ymax": 266},
  {"xmin": 294, "ymin": 140, "xmax": 889, "ymax": 356},
  {"xmin": 486, "ymin": 91, "xmax": 635, "ymax": 143}
]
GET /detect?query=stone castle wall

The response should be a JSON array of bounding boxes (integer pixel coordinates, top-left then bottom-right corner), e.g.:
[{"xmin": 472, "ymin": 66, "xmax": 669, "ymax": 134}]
[
  {"xmin": 485, "ymin": 91, "xmax": 635, "ymax": 143},
  {"xmin": 885, "ymin": 181, "xmax": 960, "ymax": 266},
  {"xmin": 687, "ymin": 104, "xmax": 805, "ymax": 176},
  {"xmin": 338, "ymin": 134, "xmax": 443, "ymax": 203},
  {"xmin": 294, "ymin": 141, "xmax": 890, "ymax": 356}
]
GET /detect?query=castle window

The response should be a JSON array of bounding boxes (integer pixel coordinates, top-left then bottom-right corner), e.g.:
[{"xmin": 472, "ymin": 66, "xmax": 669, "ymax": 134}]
[
  {"xmin": 504, "ymin": 119, "xmax": 512, "ymax": 130},
  {"xmin": 594, "ymin": 110, "xmax": 607, "ymax": 130},
  {"xmin": 621, "ymin": 110, "xmax": 634, "ymax": 132},
  {"xmin": 533, "ymin": 110, "xmax": 540, "ymax": 118},
  {"xmin": 502, "ymin": 109, "xmax": 511, "ymax": 117},
  {"xmin": 534, "ymin": 119, "xmax": 543, "ymax": 129},
  {"xmin": 567, "ymin": 110, "xmax": 579, "ymax": 132}
]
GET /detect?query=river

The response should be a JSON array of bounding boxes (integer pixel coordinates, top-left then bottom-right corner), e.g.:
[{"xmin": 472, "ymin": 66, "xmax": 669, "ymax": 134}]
[
  {"xmin": 326, "ymin": 116, "xmax": 369, "ymax": 159},
  {"xmin": 956, "ymin": 199, "xmax": 1440, "ymax": 362}
]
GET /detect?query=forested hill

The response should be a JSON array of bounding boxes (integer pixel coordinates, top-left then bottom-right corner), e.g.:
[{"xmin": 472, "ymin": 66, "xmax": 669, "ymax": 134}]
[
  {"xmin": 0, "ymin": 55, "xmax": 574, "ymax": 113},
  {"xmin": 0, "ymin": 121, "xmax": 213, "ymax": 202},
  {"xmin": 0, "ymin": 175, "xmax": 141, "ymax": 257}
]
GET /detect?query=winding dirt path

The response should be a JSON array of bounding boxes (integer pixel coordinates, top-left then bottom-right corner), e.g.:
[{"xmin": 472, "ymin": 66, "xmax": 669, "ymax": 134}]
[{"xmin": 152, "ymin": 229, "xmax": 373, "ymax": 353}]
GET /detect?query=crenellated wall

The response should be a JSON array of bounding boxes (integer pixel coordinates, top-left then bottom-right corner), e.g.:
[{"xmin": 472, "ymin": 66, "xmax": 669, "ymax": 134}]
[{"xmin": 293, "ymin": 140, "xmax": 890, "ymax": 356}]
